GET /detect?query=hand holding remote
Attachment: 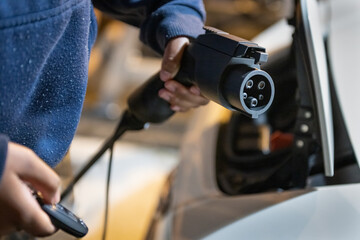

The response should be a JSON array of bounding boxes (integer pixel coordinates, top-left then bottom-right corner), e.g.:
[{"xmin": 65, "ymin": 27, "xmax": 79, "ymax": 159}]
[
  {"xmin": 33, "ymin": 190, "xmax": 88, "ymax": 238},
  {"xmin": 0, "ymin": 142, "xmax": 60, "ymax": 236}
]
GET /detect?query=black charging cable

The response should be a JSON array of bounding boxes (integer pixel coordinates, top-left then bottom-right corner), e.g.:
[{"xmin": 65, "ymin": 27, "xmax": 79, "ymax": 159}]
[
  {"xmin": 61, "ymin": 110, "xmax": 146, "ymax": 240},
  {"xmin": 102, "ymin": 144, "xmax": 114, "ymax": 240},
  {"xmin": 60, "ymin": 110, "xmax": 146, "ymax": 240},
  {"xmin": 61, "ymin": 110, "xmax": 145, "ymax": 201}
]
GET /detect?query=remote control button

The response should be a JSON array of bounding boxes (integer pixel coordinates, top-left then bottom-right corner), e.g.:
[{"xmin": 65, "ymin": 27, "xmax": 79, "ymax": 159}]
[
  {"xmin": 56, "ymin": 204, "xmax": 64, "ymax": 210},
  {"xmin": 66, "ymin": 210, "xmax": 79, "ymax": 222}
]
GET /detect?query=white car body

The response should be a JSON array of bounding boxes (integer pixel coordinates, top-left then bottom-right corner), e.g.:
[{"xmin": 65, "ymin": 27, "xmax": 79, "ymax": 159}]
[{"xmin": 149, "ymin": 0, "xmax": 360, "ymax": 239}]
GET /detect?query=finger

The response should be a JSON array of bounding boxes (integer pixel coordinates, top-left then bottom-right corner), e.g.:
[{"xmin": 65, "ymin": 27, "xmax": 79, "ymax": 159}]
[
  {"xmin": 189, "ymin": 86, "xmax": 201, "ymax": 96},
  {"xmin": 164, "ymin": 81, "xmax": 209, "ymax": 106},
  {"xmin": 158, "ymin": 88, "xmax": 174, "ymax": 102},
  {"xmin": 170, "ymin": 98, "xmax": 205, "ymax": 112},
  {"xmin": 171, "ymin": 95, "xmax": 209, "ymax": 112},
  {"xmin": 15, "ymin": 179, "xmax": 57, "ymax": 236},
  {"xmin": 9, "ymin": 144, "xmax": 60, "ymax": 204},
  {"xmin": 21, "ymin": 154, "xmax": 60, "ymax": 204},
  {"xmin": 1, "ymin": 172, "xmax": 56, "ymax": 236},
  {"xmin": 160, "ymin": 37, "xmax": 189, "ymax": 81},
  {"xmin": 162, "ymin": 91, "xmax": 209, "ymax": 112},
  {"xmin": 159, "ymin": 88, "xmax": 198, "ymax": 112}
]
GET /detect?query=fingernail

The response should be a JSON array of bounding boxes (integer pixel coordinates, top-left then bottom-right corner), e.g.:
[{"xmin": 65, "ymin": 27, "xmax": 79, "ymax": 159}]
[
  {"xmin": 171, "ymin": 105, "xmax": 180, "ymax": 111},
  {"xmin": 190, "ymin": 86, "xmax": 201, "ymax": 95},
  {"xmin": 54, "ymin": 195, "xmax": 60, "ymax": 204},
  {"xmin": 159, "ymin": 91, "xmax": 171, "ymax": 101},
  {"xmin": 165, "ymin": 82, "xmax": 176, "ymax": 92},
  {"xmin": 52, "ymin": 188, "xmax": 61, "ymax": 203},
  {"xmin": 160, "ymin": 70, "xmax": 172, "ymax": 81}
]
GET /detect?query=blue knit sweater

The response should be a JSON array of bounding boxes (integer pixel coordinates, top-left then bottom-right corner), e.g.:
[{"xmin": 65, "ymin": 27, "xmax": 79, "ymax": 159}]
[{"xmin": 0, "ymin": 0, "xmax": 205, "ymax": 180}]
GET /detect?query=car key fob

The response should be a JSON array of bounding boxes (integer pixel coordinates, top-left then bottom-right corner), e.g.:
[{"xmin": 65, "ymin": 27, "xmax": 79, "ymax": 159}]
[{"xmin": 33, "ymin": 190, "xmax": 88, "ymax": 238}]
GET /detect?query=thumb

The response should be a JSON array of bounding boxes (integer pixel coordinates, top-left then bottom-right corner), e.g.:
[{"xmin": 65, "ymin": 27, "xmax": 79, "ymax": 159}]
[
  {"xmin": 7, "ymin": 143, "xmax": 61, "ymax": 204},
  {"xmin": 160, "ymin": 37, "xmax": 189, "ymax": 81}
]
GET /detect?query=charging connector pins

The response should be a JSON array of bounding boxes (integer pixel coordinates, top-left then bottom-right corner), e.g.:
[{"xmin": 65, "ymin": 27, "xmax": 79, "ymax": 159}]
[
  {"xmin": 246, "ymin": 97, "xmax": 258, "ymax": 108},
  {"xmin": 246, "ymin": 80, "xmax": 254, "ymax": 89},
  {"xmin": 258, "ymin": 81, "xmax": 265, "ymax": 90}
]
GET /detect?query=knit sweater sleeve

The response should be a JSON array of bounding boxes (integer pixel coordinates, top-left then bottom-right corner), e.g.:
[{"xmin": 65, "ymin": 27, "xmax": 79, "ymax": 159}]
[
  {"xmin": 92, "ymin": 0, "xmax": 206, "ymax": 53},
  {"xmin": 0, "ymin": 134, "xmax": 9, "ymax": 182}
]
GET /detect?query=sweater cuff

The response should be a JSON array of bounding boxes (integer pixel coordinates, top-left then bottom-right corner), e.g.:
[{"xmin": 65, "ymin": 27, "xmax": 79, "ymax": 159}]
[
  {"xmin": 157, "ymin": 13, "xmax": 205, "ymax": 51},
  {"xmin": 0, "ymin": 134, "xmax": 9, "ymax": 182},
  {"xmin": 140, "ymin": 4, "xmax": 205, "ymax": 54}
]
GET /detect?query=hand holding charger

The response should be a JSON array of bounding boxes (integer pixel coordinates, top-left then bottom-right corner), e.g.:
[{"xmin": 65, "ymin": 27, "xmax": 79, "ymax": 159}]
[{"xmin": 127, "ymin": 26, "xmax": 275, "ymax": 124}]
